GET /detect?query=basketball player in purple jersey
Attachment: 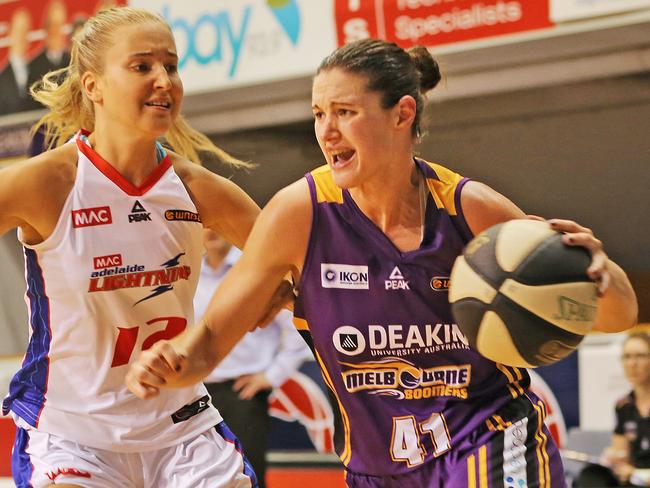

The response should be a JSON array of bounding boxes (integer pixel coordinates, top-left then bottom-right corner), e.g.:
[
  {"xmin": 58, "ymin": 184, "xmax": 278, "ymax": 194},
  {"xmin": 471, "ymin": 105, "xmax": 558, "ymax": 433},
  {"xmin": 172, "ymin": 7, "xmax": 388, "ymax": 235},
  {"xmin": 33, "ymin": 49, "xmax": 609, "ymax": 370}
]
[
  {"xmin": 128, "ymin": 39, "xmax": 638, "ymax": 487},
  {"xmin": 0, "ymin": 7, "xmax": 268, "ymax": 487}
]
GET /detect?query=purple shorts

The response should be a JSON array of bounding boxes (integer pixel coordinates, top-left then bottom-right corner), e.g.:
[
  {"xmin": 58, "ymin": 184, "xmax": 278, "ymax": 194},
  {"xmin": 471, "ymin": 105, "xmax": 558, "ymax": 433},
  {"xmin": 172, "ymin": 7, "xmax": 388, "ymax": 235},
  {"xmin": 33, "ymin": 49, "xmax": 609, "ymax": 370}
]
[{"xmin": 344, "ymin": 393, "xmax": 566, "ymax": 488}]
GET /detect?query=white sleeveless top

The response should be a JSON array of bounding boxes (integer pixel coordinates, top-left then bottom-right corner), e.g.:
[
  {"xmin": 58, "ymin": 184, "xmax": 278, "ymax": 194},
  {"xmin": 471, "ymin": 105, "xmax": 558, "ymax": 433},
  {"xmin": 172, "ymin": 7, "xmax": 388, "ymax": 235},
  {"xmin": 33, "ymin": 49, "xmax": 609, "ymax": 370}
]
[{"xmin": 2, "ymin": 136, "xmax": 221, "ymax": 452}]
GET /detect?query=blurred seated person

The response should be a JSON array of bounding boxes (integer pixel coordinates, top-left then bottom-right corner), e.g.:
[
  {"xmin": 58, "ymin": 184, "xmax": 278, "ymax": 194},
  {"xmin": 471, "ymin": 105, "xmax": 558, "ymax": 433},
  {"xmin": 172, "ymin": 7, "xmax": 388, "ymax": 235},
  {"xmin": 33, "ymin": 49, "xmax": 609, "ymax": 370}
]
[
  {"xmin": 576, "ymin": 332, "xmax": 650, "ymax": 487},
  {"xmin": 194, "ymin": 229, "xmax": 312, "ymax": 488}
]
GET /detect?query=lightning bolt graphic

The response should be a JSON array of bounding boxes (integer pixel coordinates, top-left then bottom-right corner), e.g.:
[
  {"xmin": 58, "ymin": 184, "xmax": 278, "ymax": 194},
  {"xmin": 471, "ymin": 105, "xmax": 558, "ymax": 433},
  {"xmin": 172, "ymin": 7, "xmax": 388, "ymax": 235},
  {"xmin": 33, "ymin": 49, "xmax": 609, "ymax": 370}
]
[
  {"xmin": 134, "ymin": 285, "xmax": 174, "ymax": 306},
  {"xmin": 134, "ymin": 253, "xmax": 186, "ymax": 305},
  {"xmin": 162, "ymin": 252, "xmax": 185, "ymax": 268}
]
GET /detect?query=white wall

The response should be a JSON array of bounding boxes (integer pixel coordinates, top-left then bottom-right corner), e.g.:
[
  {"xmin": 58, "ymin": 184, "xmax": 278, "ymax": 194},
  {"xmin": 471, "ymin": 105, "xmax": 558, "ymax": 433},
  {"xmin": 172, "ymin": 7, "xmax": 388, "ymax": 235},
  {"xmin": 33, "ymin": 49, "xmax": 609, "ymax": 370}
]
[
  {"xmin": 0, "ymin": 234, "xmax": 28, "ymax": 355},
  {"xmin": 578, "ymin": 334, "xmax": 630, "ymax": 431}
]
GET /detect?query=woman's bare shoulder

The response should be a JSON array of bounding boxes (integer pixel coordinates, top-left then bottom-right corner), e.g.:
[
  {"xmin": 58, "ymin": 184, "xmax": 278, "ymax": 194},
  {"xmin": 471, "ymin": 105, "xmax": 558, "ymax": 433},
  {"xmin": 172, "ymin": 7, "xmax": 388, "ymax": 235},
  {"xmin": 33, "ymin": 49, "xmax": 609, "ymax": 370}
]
[
  {"xmin": 0, "ymin": 143, "xmax": 78, "ymax": 238},
  {"xmin": 3, "ymin": 144, "xmax": 77, "ymax": 199},
  {"xmin": 23, "ymin": 143, "xmax": 77, "ymax": 183}
]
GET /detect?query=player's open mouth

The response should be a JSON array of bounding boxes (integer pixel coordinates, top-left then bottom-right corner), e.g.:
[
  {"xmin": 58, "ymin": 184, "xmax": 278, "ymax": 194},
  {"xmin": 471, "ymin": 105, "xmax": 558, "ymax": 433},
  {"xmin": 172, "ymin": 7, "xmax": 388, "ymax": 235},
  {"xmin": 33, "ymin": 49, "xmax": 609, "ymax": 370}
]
[
  {"xmin": 332, "ymin": 150, "xmax": 356, "ymax": 168},
  {"xmin": 145, "ymin": 100, "xmax": 172, "ymax": 109}
]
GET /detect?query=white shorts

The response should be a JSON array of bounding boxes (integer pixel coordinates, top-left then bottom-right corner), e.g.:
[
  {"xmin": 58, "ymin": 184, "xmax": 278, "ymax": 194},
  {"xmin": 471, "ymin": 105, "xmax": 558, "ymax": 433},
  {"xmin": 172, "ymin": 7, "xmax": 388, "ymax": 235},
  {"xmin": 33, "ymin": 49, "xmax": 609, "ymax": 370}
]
[{"xmin": 13, "ymin": 421, "xmax": 257, "ymax": 488}]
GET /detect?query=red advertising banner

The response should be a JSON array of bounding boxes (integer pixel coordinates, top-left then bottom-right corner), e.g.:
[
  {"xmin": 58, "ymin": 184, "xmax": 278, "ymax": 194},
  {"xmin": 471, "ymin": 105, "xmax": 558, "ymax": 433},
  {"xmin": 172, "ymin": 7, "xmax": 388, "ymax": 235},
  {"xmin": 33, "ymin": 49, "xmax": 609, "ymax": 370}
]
[
  {"xmin": 0, "ymin": 0, "xmax": 126, "ymax": 116},
  {"xmin": 335, "ymin": 0, "xmax": 553, "ymax": 48}
]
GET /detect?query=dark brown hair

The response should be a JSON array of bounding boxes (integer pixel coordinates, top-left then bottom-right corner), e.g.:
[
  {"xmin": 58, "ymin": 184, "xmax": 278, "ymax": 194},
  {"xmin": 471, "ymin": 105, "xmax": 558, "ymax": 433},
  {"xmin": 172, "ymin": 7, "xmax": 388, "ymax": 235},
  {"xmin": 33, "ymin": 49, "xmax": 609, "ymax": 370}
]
[{"xmin": 317, "ymin": 39, "xmax": 441, "ymax": 138}]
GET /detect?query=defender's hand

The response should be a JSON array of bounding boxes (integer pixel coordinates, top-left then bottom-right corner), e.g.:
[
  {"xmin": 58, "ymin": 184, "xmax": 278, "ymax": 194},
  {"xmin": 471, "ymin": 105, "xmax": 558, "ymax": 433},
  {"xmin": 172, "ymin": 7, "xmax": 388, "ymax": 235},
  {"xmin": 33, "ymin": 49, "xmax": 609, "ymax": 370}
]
[{"xmin": 125, "ymin": 340, "xmax": 186, "ymax": 399}]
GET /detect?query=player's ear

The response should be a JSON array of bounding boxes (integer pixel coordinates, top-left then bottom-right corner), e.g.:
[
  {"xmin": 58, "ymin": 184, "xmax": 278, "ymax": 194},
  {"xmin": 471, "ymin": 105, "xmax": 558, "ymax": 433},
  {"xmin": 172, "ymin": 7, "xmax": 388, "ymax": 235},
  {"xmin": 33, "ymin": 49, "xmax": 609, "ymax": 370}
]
[
  {"xmin": 81, "ymin": 71, "xmax": 102, "ymax": 104},
  {"xmin": 395, "ymin": 95, "xmax": 416, "ymax": 131}
]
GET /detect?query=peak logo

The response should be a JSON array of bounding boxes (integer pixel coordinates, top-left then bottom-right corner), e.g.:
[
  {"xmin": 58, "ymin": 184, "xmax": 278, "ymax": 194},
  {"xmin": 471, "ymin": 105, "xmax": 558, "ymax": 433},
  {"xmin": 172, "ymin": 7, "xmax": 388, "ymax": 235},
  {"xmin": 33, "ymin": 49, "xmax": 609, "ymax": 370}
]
[
  {"xmin": 128, "ymin": 200, "xmax": 151, "ymax": 223},
  {"xmin": 385, "ymin": 266, "xmax": 410, "ymax": 290},
  {"xmin": 72, "ymin": 206, "xmax": 112, "ymax": 228}
]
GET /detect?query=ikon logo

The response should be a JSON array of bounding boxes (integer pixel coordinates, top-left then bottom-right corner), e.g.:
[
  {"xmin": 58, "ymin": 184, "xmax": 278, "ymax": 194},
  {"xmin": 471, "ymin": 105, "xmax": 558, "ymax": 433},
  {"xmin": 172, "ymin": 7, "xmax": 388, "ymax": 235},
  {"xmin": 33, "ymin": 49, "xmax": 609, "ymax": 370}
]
[
  {"xmin": 93, "ymin": 254, "xmax": 123, "ymax": 270},
  {"xmin": 72, "ymin": 206, "xmax": 112, "ymax": 228}
]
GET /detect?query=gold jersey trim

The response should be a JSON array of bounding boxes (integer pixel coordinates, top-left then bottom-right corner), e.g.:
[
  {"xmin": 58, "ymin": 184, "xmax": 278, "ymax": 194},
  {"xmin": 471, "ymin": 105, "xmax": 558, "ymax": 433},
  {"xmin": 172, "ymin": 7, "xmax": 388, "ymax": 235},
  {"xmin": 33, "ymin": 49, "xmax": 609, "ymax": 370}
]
[
  {"xmin": 314, "ymin": 348, "xmax": 353, "ymax": 465},
  {"xmin": 311, "ymin": 165, "xmax": 344, "ymax": 204},
  {"xmin": 292, "ymin": 316, "xmax": 310, "ymax": 332},
  {"xmin": 310, "ymin": 161, "xmax": 465, "ymax": 215},
  {"xmin": 422, "ymin": 160, "xmax": 465, "ymax": 216}
]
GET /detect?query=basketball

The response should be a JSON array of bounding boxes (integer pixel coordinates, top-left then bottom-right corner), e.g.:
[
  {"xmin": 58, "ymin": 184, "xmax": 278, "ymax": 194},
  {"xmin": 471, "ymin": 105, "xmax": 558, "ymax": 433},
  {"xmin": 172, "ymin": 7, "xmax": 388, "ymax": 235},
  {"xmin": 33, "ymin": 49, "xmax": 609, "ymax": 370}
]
[{"xmin": 449, "ymin": 219, "xmax": 598, "ymax": 368}]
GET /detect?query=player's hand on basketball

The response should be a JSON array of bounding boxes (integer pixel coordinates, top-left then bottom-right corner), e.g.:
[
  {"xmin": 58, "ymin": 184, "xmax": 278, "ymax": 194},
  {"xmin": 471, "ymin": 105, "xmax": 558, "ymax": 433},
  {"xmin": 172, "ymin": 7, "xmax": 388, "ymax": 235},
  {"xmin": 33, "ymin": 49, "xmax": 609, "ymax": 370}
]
[
  {"xmin": 125, "ymin": 340, "xmax": 187, "ymax": 399},
  {"xmin": 545, "ymin": 218, "xmax": 610, "ymax": 295},
  {"xmin": 527, "ymin": 216, "xmax": 609, "ymax": 295},
  {"xmin": 253, "ymin": 278, "xmax": 295, "ymax": 329}
]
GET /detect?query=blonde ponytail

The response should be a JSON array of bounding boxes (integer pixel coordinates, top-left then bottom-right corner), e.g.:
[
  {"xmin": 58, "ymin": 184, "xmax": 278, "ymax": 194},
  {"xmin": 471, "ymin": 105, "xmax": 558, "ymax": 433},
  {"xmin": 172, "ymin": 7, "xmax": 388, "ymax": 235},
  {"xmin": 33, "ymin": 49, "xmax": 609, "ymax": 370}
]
[
  {"xmin": 166, "ymin": 115, "xmax": 252, "ymax": 168},
  {"xmin": 30, "ymin": 58, "xmax": 94, "ymax": 148}
]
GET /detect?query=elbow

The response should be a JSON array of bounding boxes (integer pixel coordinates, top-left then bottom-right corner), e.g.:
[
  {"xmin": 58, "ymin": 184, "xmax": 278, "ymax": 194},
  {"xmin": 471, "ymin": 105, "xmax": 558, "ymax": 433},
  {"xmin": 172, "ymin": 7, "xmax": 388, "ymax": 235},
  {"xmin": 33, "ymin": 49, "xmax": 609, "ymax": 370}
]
[{"xmin": 592, "ymin": 298, "xmax": 638, "ymax": 333}]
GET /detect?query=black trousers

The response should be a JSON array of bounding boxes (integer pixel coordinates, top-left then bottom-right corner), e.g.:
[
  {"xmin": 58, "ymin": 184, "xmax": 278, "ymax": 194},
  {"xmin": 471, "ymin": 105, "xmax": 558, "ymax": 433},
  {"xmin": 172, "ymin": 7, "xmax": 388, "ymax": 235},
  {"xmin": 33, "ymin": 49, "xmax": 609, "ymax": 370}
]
[
  {"xmin": 573, "ymin": 464, "xmax": 623, "ymax": 487},
  {"xmin": 205, "ymin": 380, "xmax": 271, "ymax": 488}
]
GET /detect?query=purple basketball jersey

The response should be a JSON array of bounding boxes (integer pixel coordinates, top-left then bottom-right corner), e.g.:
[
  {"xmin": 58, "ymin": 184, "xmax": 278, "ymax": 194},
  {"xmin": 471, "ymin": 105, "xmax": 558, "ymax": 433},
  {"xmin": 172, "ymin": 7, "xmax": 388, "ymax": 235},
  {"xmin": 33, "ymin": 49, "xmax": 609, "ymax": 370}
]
[{"xmin": 293, "ymin": 159, "xmax": 531, "ymax": 477}]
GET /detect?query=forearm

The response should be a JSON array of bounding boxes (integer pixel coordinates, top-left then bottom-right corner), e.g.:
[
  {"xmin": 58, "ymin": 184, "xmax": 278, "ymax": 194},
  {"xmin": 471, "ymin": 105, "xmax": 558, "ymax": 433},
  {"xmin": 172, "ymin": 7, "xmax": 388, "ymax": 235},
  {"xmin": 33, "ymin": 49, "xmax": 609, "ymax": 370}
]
[
  {"xmin": 167, "ymin": 321, "xmax": 222, "ymax": 387},
  {"xmin": 593, "ymin": 260, "xmax": 638, "ymax": 333}
]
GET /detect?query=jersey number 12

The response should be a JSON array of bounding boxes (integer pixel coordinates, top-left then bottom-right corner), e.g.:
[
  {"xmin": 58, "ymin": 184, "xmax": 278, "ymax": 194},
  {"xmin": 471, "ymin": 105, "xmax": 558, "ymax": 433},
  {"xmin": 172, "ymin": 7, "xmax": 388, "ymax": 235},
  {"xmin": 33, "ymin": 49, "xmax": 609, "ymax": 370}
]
[{"xmin": 110, "ymin": 316, "xmax": 187, "ymax": 367}]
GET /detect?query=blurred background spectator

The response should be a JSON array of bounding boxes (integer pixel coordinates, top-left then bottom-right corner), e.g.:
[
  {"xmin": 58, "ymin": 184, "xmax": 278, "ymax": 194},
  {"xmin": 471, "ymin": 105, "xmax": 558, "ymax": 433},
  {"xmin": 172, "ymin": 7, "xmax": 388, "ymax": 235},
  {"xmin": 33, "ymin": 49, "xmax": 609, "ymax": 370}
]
[
  {"xmin": 194, "ymin": 229, "xmax": 312, "ymax": 488},
  {"xmin": 575, "ymin": 332, "xmax": 650, "ymax": 487},
  {"xmin": 26, "ymin": 0, "xmax": 70, "ymax": 92},
  {"xmin": 0, "ymin": 8, "xmax": 36, "ymax": 114}
]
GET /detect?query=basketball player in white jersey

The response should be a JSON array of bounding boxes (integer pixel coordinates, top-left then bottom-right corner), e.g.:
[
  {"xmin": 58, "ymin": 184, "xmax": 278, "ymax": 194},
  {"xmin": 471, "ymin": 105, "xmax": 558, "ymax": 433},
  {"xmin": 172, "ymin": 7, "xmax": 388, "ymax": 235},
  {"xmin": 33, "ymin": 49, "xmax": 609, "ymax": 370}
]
[{"xmin": 0, "ymin": 7, "xmax": 268, "ymax": 488}]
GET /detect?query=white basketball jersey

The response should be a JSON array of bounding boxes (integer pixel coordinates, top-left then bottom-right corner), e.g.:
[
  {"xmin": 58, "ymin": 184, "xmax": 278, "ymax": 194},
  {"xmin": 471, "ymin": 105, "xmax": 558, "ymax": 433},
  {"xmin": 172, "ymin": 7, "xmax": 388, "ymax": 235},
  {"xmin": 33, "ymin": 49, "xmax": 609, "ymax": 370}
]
[{"xmin": 2, "ymin": 137, "xmax": 221, "ymax": 452}]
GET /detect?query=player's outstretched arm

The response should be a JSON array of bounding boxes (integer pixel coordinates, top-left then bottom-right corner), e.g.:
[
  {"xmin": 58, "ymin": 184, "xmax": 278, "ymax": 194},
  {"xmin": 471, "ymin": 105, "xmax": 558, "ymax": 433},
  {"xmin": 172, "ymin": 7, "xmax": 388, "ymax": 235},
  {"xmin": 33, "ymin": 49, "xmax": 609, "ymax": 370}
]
[{"xmin": 126, "ymin": 179, "xmax": 312, "ymax": 399}]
